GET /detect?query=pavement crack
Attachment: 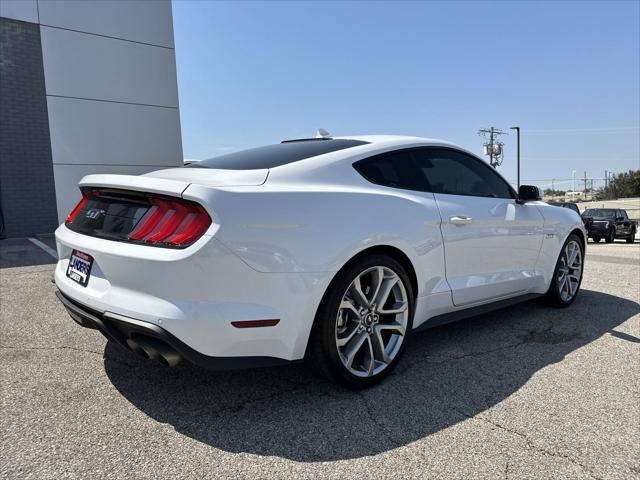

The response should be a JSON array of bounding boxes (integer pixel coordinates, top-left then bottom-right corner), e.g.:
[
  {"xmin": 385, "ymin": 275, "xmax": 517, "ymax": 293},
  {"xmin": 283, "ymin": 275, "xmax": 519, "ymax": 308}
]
[
  {"xmin": 400, "ymin": 340, "xmax": 526, "ymax": 374},
  {"xmin": 454, "ymin": 408, "xmax": 604, "ymax": 480},
  {"xmin": 402, "ymin": 320, "xmax": 578, "ymax": 374},
  {"xmin": 205, "ymin": 383, "xmax": 321, "ymax": 418},
  {"xmin": 358, "ymin": 391, "xmax": 397, "ymax": 446},
  {"xmin": 0, "ymin": 344, "xmax": 139, "ymax": 368},
  {"xmin": 0, "ymin": 344, "xmax": 104, "ymax": 356}
]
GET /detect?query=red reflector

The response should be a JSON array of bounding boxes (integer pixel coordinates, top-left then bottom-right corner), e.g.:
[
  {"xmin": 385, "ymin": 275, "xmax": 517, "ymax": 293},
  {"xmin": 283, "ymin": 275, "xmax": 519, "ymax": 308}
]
[
  {"xmin": 231, "ymin": 319, "xmax": 280, "ymax": 328},
  {"xmin": 128, "ymin": 197, "xmax": 211, "ymax": 247}
]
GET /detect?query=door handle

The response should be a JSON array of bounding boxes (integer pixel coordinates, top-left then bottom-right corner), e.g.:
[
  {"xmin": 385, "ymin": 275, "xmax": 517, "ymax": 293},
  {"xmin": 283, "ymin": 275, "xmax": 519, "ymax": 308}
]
[{"xmin": 450, "ymin": 215, "xmax": 473, "ymax": 225}]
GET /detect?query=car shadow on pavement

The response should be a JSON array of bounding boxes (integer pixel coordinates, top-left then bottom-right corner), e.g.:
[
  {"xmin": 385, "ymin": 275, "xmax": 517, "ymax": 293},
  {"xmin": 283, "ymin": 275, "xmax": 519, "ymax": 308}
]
[{"xmin": 103, "ymin": 289, "xmax": 638, "ymax": 462}]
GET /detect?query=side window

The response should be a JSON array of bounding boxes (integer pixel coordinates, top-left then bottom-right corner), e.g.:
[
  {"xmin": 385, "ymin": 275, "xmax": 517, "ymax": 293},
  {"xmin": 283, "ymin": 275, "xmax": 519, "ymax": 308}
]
[
  {"xmin": 411, "ymin": 149, "xmax": 514, "ymax": 199},
  {"xmin": 354, "ymin": 151, "xmax": 426, "ymax": 191},
  {"xmin": 619, "ymin": 210, "xmax": 628, "ymax": 220}
]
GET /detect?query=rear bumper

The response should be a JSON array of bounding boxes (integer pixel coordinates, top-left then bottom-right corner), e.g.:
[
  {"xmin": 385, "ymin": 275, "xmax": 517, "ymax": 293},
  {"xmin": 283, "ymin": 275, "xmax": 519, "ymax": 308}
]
[
  {"xmin": 54, "ymin": 224, "xmax": 333, "ymax": 361},
  {"xmin": 55, "ymin": 289, "xmax": 293, "ymax": 370}
]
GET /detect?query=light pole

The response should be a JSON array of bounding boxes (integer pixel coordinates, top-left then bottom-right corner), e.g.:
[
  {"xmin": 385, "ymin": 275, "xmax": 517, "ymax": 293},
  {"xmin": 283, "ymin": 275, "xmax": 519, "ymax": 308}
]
[{"xmin": 510, "ymin": 126, "xmax": 520, "ymax": 188}]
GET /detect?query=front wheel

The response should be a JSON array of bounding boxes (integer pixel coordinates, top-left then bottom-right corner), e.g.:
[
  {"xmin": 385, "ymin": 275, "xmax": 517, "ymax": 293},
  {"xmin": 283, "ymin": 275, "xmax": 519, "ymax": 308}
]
[
  {"xmin": 592, "ymin": 236, "xmax": 601, "ymax": 243},
  {"xmin": 605, "ymin": 228, "xmax": 615, "ymax": 243},
  {"xmin": 308, "ymin": 254, "xmax": 414, "ymax": 388},
  {"xmin": 546, "ymin": 234, "xmax": 584, "ymax": 307}
]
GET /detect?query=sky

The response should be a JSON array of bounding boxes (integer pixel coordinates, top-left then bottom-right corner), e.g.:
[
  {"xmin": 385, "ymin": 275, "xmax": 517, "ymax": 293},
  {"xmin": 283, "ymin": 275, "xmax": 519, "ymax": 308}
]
[{"xmin": 172, "ymin": 0, "xmax": 640, "ymax": 191}]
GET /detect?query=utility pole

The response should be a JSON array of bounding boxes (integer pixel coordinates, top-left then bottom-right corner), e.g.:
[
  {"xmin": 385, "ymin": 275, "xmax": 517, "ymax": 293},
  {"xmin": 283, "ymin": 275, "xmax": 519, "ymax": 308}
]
[
  {"xmin": 572, "ymin": 170, "xmax": 576, "ymax": 195},
  {"xmin": 510, "ymin": 126, "xmax": 520, "ymax": 187},
  {"xmin": 583, "ymin": 171, "xmax": 587, "ymax": 201},
  {"xmin": 478, "ymin": 127, "xmax": 506, "ymax": 168},
  {"xmin": 604, "ymin": 170, "xmax": 608, "ymax": 189}
]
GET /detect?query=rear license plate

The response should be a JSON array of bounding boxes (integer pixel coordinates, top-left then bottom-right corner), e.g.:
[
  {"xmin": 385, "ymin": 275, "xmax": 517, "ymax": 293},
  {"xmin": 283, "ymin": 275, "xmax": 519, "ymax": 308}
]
[{"xmin": 66, "ymin": 250, "xmax": 94, "ymax": 287}]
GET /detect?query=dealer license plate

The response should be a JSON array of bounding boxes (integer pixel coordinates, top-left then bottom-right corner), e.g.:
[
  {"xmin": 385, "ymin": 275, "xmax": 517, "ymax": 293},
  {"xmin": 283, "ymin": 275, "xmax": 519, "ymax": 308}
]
[{"xmin": 66, "ymin": 250, "xmax": 94, "ymax": 287}]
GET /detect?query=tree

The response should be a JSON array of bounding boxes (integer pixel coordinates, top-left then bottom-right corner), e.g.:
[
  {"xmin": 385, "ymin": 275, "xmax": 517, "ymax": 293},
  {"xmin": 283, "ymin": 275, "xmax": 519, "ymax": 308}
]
[
  {"xmin": 543, "ymin": 188, "xmax": 566, "ymax": 197},
  {"xmin": 595, "ymin": 170, "xmax": 640, "ymax": 200}
]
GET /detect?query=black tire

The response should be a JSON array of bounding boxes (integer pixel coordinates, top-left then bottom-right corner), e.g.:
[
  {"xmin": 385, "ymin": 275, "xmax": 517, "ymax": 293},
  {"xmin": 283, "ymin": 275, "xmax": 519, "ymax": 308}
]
[
  {"xmin": 627, "ymin": 228, "xmax": 636, "ymax": 243},
  {"xmin": 605, "ymin": 228, "xmax": 615, "ymax": 243},
  {"xmin": 592, "ymin": 236, "xmax": 601, "ymax": 243},
  {"xmin": 308, "ymin": 254, "xmax": 415, "ymax": 389},
  {"xmin": 546, "ymin": 233, "xmax": 584, "ymax": 308}
]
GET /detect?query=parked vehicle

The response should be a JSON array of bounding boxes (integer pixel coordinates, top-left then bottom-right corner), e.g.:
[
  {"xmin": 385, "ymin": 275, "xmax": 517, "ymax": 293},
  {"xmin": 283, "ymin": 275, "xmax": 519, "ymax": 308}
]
[
  {"xmin": 581, "ymin": 208, "xmax": 637, "ymax": 243},
  {"xmin": 548, "ymin": 202, "xmax": 580, "ymax": 216},
  {"xmin": 54, "ymin": 135, "xmax": 586, "ymax": 387}
]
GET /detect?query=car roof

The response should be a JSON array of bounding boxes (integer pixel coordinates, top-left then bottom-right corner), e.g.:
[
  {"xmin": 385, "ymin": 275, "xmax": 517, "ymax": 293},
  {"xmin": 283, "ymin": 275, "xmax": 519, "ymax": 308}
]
[
  {"xmin": 265, "ymin": 134, "xmax": 515, "ymax": 192},
  {"xmin": 333, "ymin": 134, "xmax": 458, "ymax": 148}
]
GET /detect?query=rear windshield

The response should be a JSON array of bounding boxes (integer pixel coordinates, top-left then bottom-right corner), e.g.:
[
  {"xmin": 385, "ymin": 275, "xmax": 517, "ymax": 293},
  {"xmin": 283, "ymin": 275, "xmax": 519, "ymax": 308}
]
[{"xmin": 188, "ymin": 139, "xmax": 368, "ymax": 170}]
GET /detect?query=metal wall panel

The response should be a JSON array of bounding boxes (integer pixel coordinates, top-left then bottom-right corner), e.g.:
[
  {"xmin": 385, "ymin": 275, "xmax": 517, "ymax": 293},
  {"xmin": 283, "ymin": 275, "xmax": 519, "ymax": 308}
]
[
  {"xmin": 47, "ymin": 96, "xmax": 182, "ymax": 167},
  {"xmin": 40, "ymin": 26, "xmax": 179, "ymax": 107},
  {"xmin": 37, "ymin": 0, "xmax": 174, "ymax": 48}
]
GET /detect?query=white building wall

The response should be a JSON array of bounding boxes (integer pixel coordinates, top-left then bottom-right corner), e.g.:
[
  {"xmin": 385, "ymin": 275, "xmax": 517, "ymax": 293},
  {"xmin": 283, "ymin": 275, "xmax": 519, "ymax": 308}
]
[{"xmin": 35, "ymin": 0, "xmax": 182, "ymax": 222}]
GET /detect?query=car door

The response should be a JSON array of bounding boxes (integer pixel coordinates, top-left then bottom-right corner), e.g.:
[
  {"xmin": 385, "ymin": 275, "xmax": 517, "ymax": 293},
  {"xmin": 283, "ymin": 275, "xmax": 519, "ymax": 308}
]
[{"xmin": 411, "ymin": 148, "xmax": 545, "ymax": 306}]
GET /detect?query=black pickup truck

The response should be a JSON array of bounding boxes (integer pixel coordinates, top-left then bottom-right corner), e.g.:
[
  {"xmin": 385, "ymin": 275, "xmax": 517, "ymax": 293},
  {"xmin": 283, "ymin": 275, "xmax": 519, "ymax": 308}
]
[{"xmin": 581, "ymin": 208, "xmax": 637, "ymax": 243}]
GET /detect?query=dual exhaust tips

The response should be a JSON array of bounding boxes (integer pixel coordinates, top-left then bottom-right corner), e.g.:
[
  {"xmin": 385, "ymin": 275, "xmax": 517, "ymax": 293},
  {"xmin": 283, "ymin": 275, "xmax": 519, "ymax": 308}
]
[{"xmin": 126, "ymin": 336, "xmax": 182, "ymax": 367}]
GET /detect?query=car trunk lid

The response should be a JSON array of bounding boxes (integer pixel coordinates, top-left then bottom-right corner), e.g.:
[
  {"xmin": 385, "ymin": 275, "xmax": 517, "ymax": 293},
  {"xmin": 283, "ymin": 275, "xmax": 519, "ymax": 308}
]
[
  {"xmin": 143, "ymin": 167, "xmax": 269, "ymax": 187},
  {"xmin": 67, "ymin": 174, "xmax": 215, "ymax": 248}
]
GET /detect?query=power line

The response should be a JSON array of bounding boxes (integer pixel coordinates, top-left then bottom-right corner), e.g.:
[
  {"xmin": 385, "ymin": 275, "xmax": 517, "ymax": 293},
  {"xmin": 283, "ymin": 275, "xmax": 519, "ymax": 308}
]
[
  {"xmin": 521, "ymin": 127, "xmax": 640, "ymax": 136},
  {"xmin": 478, "ymin": 127, "xmax": 506, "ymax": 168}
]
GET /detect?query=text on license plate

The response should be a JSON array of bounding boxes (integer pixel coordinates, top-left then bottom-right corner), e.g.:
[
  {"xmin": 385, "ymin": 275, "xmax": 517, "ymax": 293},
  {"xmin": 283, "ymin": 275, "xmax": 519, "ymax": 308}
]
[{"xmin": 66, "ymin": 250, "xmax": 93, "ymax": 287}]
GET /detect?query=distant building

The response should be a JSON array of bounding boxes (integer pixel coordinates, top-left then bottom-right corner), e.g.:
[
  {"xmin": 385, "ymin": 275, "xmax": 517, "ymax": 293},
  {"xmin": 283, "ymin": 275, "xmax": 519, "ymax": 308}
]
[{"xmin": 0, "ymin": 0, "xmax": 182, "ymax": 238}]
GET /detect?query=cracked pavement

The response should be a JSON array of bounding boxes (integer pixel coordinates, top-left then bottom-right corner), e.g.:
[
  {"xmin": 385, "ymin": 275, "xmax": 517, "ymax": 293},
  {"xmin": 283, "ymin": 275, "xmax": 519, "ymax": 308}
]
[{"xmin": 1, "ymin": 239, "xmax": 639, "ymax": 479}]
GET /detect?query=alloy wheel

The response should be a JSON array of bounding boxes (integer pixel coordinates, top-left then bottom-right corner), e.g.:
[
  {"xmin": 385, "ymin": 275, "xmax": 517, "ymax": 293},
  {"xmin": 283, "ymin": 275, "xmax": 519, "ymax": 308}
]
[
  {"xmin": 335, "ymin": 266, "xmax": 409, "ymax": 377},
  {"xmin": 557, "ymin": 240, "xmax": 582, "ymax": 302}
]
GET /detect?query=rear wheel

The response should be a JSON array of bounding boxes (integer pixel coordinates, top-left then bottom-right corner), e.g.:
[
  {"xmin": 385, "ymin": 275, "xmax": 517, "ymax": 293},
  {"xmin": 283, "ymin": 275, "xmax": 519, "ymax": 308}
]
[
  {"xmin": 308, "ymin": 254, "xmax": 414, "ymax": 388},
  {"xmin": 546, "ymin": 234, "xmax": 584, "ymax": 307},
  {"xmin": 605, "ymin": 228, "xmax": 615, "ymax": 243}
]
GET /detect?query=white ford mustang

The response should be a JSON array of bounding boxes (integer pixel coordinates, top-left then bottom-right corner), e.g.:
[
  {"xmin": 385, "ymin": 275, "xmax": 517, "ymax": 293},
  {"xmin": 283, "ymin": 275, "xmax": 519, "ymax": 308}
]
[{"xmin": 55, "ymin": 135, "xmax": 586, "ymax": 387}]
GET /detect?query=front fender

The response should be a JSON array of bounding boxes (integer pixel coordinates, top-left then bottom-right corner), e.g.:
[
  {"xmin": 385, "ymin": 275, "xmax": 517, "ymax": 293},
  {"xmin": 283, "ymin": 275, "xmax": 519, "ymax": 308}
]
[{"xmin": 533, "ymin": 203, "xmax": 586, "ymax": 294}]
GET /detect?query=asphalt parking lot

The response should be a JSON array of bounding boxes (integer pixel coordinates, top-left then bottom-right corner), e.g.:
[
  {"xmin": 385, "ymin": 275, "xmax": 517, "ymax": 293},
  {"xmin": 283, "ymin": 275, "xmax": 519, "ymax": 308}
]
[{"xmin": 1, "ymin": 237, "xmax": 639, "ymax": 479}]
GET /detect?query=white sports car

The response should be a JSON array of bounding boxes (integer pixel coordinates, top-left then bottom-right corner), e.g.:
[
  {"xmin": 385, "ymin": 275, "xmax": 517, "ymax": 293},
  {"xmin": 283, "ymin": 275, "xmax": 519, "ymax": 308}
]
[{"xmin": 55, "ymin": 134, "xmax": 586, "ymax": 387}]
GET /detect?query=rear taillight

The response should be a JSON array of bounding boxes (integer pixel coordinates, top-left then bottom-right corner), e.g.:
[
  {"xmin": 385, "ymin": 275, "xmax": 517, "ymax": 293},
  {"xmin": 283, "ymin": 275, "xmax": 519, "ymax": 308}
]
[
  {"xmin": 66, "ymin": 196, "xmax": 88, "ymax": 224},
  {"xmin": 128, "ymin": 197, "xmax": 211, "ymax": 246},
  {"xmin": 65, "ymin": 191, "xmax": 97, "ymax": 224}
]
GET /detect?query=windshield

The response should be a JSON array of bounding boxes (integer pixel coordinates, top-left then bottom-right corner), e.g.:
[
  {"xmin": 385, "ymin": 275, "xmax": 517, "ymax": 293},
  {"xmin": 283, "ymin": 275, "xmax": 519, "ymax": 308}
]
[
  {"xmin": 583, "ymin": 209, "xmax": 616, "ymax": 219},
  {"xmin": 188, "ymin": 139, "xmax": 368, "ymax": 170}
]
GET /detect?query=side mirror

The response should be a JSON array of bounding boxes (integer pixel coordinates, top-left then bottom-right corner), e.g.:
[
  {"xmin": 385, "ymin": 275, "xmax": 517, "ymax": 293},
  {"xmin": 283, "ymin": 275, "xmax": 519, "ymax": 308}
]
[
  {"xmin": 516, "ymin": 185, "xmax": 541, "ymax": 204},
  {"xmin": 616, "ymin": 216, "xmax": 624, "ymax": 222}
]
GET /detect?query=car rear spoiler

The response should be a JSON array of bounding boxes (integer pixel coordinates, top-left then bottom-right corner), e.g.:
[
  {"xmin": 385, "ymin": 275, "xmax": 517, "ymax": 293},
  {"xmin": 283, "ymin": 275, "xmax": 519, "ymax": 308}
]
[{"xmin": 79, "ymin": 174, "xmax": 190, "ymax": 198}]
